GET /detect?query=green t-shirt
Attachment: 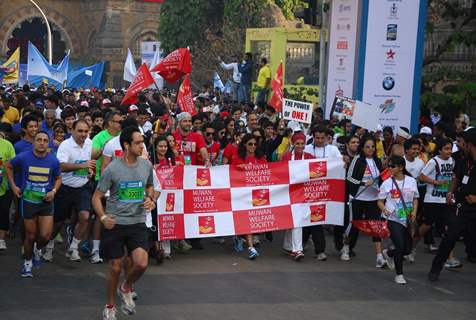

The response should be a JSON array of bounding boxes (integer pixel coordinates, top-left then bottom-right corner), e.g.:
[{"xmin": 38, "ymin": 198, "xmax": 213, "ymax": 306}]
[
  {"xmin": 0, "ymin": 138, "xmax": 16, "ymax": 196},
  {"xmin": 91, "ymin": 130, "xmax": 116, "ymax": 181}
]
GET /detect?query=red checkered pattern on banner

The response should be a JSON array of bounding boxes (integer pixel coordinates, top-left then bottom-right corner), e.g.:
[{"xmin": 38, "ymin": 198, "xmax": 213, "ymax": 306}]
[{"xmin": 156, "ymin": 159, "xmax": 345, "ymax": 240}]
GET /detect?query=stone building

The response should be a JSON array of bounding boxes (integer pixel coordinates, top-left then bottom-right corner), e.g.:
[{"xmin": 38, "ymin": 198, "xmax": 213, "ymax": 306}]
[{"xmin": 0, "ymin": 0, "xmax": 161, "ymax": 87}]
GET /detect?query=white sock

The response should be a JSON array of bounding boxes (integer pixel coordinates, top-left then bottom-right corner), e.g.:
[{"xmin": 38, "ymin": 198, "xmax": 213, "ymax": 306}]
[
  {"xmin": 46, "ymin": 240, "xmax": 55, "ymax": 250},
  {"xmin": 33, "ymin": 242, "xmax": 41, "ymax": 255},
  {"xmin": 93, "ymin": 240, "xmax": 100, "ymax": 252},
  {"xmin": 70, "ymin": 237, "xmax": 81, "ymax": 250},
  {"xmin": 377, "ymin": 253, "xmax": 384, "ymax": 259},
  {"xmin": 24, "ymin": 259, "xmax": 32, "ymax": 267}
]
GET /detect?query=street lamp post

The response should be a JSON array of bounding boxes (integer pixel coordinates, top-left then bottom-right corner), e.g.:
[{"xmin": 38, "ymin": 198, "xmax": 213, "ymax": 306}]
[{"xmin": 28, "ymin": 0, "xmax": 53, "ymax": 64}]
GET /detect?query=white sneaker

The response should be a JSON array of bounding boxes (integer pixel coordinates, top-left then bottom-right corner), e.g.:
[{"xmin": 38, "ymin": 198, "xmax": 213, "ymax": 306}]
[
  {"xmin": 66, "ymin": 248, "xmax": 81, "ymax": 262},
  {"xmin": 376, "ymin": 255, "xmax": 386, "ymax": 268},
  {"xmin": 444, "ymin": 258, "xmax": 463, "ymax": 269},
  {"xmin": 382, "ymin": 249, "xmax": 395, "ymax": 270},
  {"xmin": 406, "ymin": 248, "xmax": 416, "ymax": 263},
  {"xmin": 315, "ymin": 253, "xmax": 327, "ymax": 261},
  {"xmin": 117, "ymin": 283, "xmax": 136, "ymax": 315},
  {"xmin": 0, "ymin": 239, "xmax": 6, "ymax": 251},
  {"xmin": 394, "ymin": 274, "xmax": 407, "ymax": 285},
  {"xmin": 42, "ymin": 247, "xmax": 54, "ymax": 262},
  {"xmin": 102, "ymin": 305, "xmax": 117, "ymax": 320},
  {"xmin": 340, "ymin": 245, "xmax": 350, "ymax": 261},
  {"xmin": 180, "ymin": 240, "xmax": 192, "ymax": 251},
  {"xmin": 90, "ymin": 250, "xmax": 103, "ymax": 264},
  {"xmin": 252, "ymin": 235, "xmax": 260, "ymax": 246}
]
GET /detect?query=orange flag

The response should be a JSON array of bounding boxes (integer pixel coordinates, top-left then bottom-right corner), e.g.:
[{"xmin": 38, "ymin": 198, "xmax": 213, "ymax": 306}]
[
  {"xmin": 268, "ymin": 62, "xmax": 284, "ymax": 112},
  {"xmin": 121, "ymin": 64, "xmax": 155, "ymax": 105}
]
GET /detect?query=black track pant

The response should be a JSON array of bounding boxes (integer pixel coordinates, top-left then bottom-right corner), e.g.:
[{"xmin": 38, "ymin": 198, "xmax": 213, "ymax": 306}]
[{"xmin": 386, "ymin": 220, "xmax": 412, "ymax": 275}]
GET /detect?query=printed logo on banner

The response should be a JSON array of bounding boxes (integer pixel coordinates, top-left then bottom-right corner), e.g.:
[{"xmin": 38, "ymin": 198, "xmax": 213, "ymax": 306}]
[
  {"xmin": 155, "ymin": 165, "xmax": 184, "ymax": 189},
  {"xmin": 252, "ymin": 189, "xmax": 270, "ymax": 207},
  {"xmin": 165, "ymin": 193, "xmax": 175, "ymax": 212},
  {"xmin": 382, "ymin": 76, "xmax": 395, "ymax": 91},
  {"xmin": 196, "ymin": 168, "xmax": 211, "ymax": 186},
  {"xmin": 389, "ymin": 3, "xmax": 398, "ymax": 19},
  {"xmin": 158, "ymin": 214, "xmax": 185, "ymax": 240},
  {"xmin": 386, "ymin": 49, "xmax": 396, "ymax": 60},
  {"xmin": 229, "ymin": 162, "xmax": 290, "ymax": 187},
  {"xmin": 183, "ymin": 188, "xmax": 232, "ymax": 213},
  {"xmin": 289, "ymin": 179, "xmax": 346, "ymax": 204},
  {"xmin": 309, "ymin": 161, "xmax": 327, "ymax": 179},
  {"xmin": 379, "ymin": 99, "xmax": 396, "ymax": 114},
  {"xmin": 310, "ymin": 204, "xmax": 326, "ymax": 222},
  {"xmin": 386, "ymin": 24, "xmax": 398, "ymax": 41},
  {"xmin": 337, "ymin": 40, "xmax": 348, "ymax": 50},
  {"xmin": 233, "ymin": 205, "xmax": 294, "ymax": 235},
  {"xmin": 198, "ymin": 216, "xmax": 216, "ymax": 234}
]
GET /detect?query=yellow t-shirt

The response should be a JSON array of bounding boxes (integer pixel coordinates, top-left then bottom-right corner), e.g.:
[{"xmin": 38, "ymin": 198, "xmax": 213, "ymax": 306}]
[
  {"xmin": 2, "ymin": 106, "xmax": 20, "ymax": 124},
  {"xmin": 257, "ymin": 65, "xmax": 271, "ymax": 88},
  {"xmin": 376, "ymin": 139, "xmax": 385, "ymax": 159}
]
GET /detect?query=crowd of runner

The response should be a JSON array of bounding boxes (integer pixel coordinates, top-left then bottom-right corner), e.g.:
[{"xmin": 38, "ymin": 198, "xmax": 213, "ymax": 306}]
[{"xmin": 0, "ymin": 81, "xmax": 475, "ymax": 320}]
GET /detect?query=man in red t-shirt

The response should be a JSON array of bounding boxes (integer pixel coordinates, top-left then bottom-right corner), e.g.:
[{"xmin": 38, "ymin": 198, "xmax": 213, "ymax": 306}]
[
  {"xmin": 173, "ymin": 112, "xmax": 210, "ymax": 166},
  {"xmin": 198, "ymin": 124, "xmax": 220, "ymax": 165}
]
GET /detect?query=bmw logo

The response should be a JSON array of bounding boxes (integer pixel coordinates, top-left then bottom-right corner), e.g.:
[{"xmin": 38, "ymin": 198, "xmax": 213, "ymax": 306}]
[{"xmin": 382, "ymin": 76, "xmax": 395, "ymax": 90}]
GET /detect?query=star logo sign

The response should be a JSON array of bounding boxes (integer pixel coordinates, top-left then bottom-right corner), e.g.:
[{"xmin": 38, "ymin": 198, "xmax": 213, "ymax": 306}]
[{"xmin": 386, "ymin": 49, "xmax": 396, "ymax": 60}]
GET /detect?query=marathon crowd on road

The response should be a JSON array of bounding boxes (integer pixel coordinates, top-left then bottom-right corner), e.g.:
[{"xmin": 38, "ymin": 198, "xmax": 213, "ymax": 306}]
[{"xmin": 1, "ymin": 72, "xmax": 476, "ymax": 319}]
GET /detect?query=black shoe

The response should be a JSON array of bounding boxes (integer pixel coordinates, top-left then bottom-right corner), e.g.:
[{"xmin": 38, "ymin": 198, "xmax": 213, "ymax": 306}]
[
  {"xmin": 467, "ymin": 256, "xmax": 476, "ymax": 263},
  {"xmin": 349, "ymin": 250, "xmax": 356, "ymax": 257},
  {"xmin": 265, "ymin": 232, "xmax": 273, "ymax": 242},
  {"xmin": 428, "ymin": 272, "xmax": 439, "ymax": 282}
]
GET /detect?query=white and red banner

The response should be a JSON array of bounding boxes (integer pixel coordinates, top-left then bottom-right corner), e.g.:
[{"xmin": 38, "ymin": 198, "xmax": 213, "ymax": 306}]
[{"xmin": 155, "ymin": 159, "xmax": 345, "ymax": 240}]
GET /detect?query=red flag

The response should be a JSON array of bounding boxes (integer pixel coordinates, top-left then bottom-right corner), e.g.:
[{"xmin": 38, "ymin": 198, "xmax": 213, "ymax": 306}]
[
  {"xmin": 380, "ymin": 168, "xmax": 393, "ymax": 181},
  {"xmin": 177, "ymin": 74, "xmax": 197, "ymax": 115},
  {"xmin": 121, "ymin": 64, "xmax": 155, "ymax": 105},
  {"xmin": 268, "ymin": 62, "xmax": 284, "ymax": 112},
  {"xmin": 150, "ymin": 48, "xmax": 192, "ymax": 84}
]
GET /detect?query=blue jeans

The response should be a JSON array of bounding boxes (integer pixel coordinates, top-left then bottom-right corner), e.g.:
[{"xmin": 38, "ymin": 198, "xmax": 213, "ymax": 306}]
[{"xmin": 238, "ymin": 84, "xmax": 251, "ymax": 103}]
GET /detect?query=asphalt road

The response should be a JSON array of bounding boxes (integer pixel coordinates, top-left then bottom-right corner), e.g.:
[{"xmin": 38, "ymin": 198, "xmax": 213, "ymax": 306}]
[{"xmin": 0, "ymin": 232, "xmax": 475, "ymax": 320}]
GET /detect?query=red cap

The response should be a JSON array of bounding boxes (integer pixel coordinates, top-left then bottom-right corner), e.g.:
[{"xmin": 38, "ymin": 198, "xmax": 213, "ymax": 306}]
[{"xmin": 291, "ymin": 132, "xmax": 306, "ymax": 143}]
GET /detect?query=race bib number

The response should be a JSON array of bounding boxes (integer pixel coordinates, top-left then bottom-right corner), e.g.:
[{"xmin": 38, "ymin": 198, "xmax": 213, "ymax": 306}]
[
  {"xmin": 119, "ymin": 180, "xmax": 144, "ymax": 203},
  {"xmin": 395, "ymin": 201, "xmax": 413, "ymax": 222},
  {"xmin": 435, "ymin": 174, "xmax": 451, "ymax": 193},
  {"xmin": 73, "ymin": 160, "xmax": 89, "ymax": 177},
  {"xmin": 23, "ymin": 182, "xmax": 46, "ymax": 204}
]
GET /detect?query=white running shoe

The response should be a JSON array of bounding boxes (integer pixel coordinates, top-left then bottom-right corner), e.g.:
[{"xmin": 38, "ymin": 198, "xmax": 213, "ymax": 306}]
[
  {"xmin": 340, "ymin": 245, "xmax": 350, "ymax": 261},
  {"xmin": 102, "ymin": 305, "xmax": 117, "ymax": 320},
  {"xmin": 0, "ymin": 239, "xmax": 6, "ymax": 251},
  {"xmin": 180, "ymin": 240, "xmax": 192, "ymax": 251},
  {"xmin": 376, "ymin": 255, "xmax": 386, "ymax": 268},
  {"xmin": 42, "ymin": 247, "xmax": 54, "ymax": 262},
  {"xmin": 405, "ymin": 248, "xmax": 416, "ymax": 263},
  {"xmin": 394, "ymin": 275, "xmax": 407, "ymax": 285},
  {"xmin": 66, "ymin": 248, "xmax": 81, "ymax": 262},
  {"xmin": 90, "ymin": 250, "xmax": 103, "ymax": 264},
  {"xmin": 444, "ymin": 258, "xmax": 463, "ymax": 269},
  {"xmin": 315, "ymin": 253, "xmax": 327, "ymax": 261},
  {"xmin": 382, "ymin": 249, "xmax": 395, "ymax": 270},
  {"xmin": 117, "ymin": 283, "xmax": 136, "ymax": 315}
]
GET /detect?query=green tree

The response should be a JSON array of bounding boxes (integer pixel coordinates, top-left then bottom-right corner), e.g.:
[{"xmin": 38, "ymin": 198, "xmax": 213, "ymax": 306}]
[{"xmin": 157, "ymin": 0, "xmax": 208, "ymax": 53}]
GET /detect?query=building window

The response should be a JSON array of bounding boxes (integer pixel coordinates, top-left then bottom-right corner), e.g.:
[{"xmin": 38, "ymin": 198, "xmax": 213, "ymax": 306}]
[{"xmin": 285, "ymin": 42, "xmax": 319, "ymax": 85}]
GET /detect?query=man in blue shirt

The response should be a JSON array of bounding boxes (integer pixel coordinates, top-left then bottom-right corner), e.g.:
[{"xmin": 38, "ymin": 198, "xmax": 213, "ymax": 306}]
[
  {"xmin": 6, "ymin": 131, "xmax": 61, "ymax": 278},
  {"xmin": 14, "ymin": 114, "xmax": 39, "ymax": 155},
  {"xmin": 238, "ymin": 52, "xmax": 253, "ymax": 103}
]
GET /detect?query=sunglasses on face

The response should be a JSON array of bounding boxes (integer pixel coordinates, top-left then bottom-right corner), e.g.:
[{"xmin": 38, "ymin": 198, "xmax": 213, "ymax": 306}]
[
  {"xmin": 205, "ymin": 132, "xmax": 214, "ymax": 136},
  {"xmin": 388, "ymin": 164, "xmax": 400, "ymax": 168},
  {"xmin": 247, "ymin": 142, "xmax": 257, "ymax": 146}
]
